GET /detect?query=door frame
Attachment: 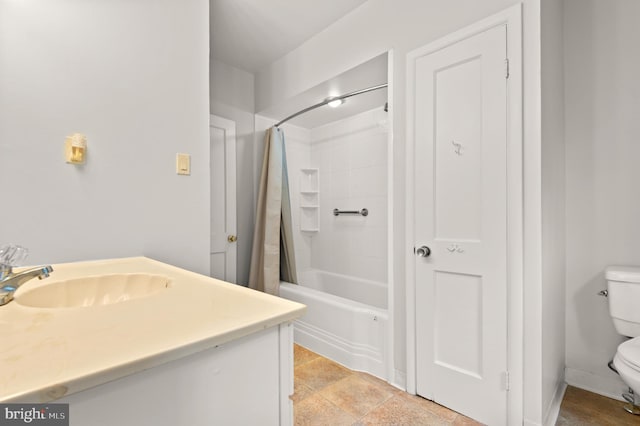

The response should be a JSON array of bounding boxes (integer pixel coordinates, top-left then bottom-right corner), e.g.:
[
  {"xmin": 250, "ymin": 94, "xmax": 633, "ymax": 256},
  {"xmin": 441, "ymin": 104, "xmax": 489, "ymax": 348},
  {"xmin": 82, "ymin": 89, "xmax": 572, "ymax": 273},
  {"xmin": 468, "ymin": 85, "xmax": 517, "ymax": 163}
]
[
  {"xmin": 405, "ymin": 5, "xmax": 523, "ymax": 425},
  {"xmin": 209, "ymin": 114, "xmax": 237, "ymax": 283}
]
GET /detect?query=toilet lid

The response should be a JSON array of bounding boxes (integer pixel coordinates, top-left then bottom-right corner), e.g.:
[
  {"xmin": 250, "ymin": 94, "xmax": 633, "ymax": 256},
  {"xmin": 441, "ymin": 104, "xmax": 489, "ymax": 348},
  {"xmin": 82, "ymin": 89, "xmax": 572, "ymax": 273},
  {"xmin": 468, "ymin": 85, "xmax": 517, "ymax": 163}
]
[{"xmin": 618, "ymin": 338, "xmax": 640, "ymax": 370}]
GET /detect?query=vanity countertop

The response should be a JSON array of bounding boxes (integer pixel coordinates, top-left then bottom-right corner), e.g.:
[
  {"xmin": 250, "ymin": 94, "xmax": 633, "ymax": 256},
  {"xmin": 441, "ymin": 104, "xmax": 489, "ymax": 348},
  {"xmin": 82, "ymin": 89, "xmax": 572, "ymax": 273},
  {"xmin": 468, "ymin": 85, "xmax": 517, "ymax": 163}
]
[{"xmin": 0, "ymin": 257, "xmax": 305, "ymax": 403}]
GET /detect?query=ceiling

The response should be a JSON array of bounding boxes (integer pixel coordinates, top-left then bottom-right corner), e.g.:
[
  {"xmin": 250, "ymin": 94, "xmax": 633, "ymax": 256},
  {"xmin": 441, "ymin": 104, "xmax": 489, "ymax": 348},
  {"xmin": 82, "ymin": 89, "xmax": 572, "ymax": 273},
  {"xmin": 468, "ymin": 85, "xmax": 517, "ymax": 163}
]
[{"xmin": 210, "ymin": 0, "xmax": 369, "ymax": 73}]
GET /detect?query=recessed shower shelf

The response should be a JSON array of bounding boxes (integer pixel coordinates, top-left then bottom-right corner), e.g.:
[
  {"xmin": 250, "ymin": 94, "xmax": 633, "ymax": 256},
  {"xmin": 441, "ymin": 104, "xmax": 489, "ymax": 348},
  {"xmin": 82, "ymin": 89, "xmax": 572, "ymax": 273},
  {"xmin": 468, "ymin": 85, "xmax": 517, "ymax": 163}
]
[{"xmin": 300, "ymin": 168, "xmax": 319, "ymax": 232}]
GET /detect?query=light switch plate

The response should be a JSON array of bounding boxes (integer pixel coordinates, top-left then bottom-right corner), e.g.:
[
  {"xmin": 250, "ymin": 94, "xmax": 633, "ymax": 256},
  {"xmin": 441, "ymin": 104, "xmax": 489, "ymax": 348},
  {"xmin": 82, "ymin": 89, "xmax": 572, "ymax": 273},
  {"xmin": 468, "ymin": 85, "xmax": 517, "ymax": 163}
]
[{"xmin": 176, "ymin": 153, "xmax": 190, "ymax": 175}]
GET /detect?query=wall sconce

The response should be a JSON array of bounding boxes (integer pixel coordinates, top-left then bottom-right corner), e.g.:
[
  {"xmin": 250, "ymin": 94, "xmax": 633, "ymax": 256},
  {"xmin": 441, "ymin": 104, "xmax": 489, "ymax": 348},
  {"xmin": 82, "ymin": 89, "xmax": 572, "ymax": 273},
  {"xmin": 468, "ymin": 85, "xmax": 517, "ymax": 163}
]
[{"xmin": 65, "ymin": 133, "xmax": 87, "ymax": 164}]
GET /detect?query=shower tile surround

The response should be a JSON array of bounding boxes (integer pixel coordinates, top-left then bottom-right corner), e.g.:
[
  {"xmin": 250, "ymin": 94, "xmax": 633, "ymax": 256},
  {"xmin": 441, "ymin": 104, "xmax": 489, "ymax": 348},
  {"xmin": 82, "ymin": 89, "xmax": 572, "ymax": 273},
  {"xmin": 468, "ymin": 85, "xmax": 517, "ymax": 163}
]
[
  {"xmin": 311, "ymin": 109, "xmax": 387, "ymax": 286},
  {"xmin": 269, "ymin": 108, "xmax": 388, "ymax": 284}
]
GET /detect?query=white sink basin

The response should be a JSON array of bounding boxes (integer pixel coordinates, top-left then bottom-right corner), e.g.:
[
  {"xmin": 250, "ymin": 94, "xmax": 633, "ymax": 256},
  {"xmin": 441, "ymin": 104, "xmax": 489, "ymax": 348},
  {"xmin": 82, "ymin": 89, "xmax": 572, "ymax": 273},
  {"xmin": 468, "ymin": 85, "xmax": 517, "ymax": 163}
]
[{"xmin": 14, "ymin": 273, "xmax": 172, "ymax": 308}]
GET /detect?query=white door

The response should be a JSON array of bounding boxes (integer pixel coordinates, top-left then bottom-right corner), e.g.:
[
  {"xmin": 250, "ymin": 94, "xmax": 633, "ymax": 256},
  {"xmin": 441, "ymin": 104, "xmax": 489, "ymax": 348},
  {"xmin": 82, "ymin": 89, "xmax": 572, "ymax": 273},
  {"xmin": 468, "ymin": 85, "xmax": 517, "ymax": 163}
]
[
  {"xmin": 412, "ymin": 25, "xmax": 508, "ymax": 424},
  {"xmin": 210, "ymin": 115, "xmax": 237, "ymax": 283}
]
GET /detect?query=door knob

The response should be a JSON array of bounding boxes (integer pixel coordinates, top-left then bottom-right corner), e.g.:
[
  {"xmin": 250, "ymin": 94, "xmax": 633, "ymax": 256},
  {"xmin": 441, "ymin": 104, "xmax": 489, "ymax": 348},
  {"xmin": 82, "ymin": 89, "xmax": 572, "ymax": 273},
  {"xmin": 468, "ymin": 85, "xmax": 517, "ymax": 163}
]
[
  {"xmin": 416, "ymin": 246, "xmax": 431, "ymax": 257},
  {"xmin": 227, "ymin": 235, "xmax": 237, "ymax": 243}
]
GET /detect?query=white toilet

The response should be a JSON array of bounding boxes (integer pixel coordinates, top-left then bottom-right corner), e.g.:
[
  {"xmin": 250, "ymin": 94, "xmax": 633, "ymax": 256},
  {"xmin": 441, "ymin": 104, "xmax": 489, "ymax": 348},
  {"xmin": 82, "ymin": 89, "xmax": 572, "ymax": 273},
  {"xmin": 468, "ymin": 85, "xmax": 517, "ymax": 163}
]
[{"xmin": 605, "ymin": 265, "xmax": 640, "ymax": 414}]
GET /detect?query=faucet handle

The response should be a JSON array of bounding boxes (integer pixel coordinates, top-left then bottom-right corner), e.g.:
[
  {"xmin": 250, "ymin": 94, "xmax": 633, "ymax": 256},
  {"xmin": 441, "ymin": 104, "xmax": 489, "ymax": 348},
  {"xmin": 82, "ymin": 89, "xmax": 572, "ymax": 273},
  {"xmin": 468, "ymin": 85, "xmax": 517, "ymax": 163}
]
[{"xmin": 0, "ymin": 244, "xmax": 29, "ymax": 267}]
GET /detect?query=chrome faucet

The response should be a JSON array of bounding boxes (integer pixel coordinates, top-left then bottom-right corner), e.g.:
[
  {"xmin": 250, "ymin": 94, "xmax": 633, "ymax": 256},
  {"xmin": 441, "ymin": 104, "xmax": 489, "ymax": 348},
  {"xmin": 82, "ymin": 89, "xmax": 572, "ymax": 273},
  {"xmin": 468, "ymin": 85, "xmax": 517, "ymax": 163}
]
[
  {"xmin": 0, "ymin": 244, "xmax": 53, "ymax": 306},
  {"xmin": 0, "ymin": 265, "xmax": 54, "ymax": 306}
]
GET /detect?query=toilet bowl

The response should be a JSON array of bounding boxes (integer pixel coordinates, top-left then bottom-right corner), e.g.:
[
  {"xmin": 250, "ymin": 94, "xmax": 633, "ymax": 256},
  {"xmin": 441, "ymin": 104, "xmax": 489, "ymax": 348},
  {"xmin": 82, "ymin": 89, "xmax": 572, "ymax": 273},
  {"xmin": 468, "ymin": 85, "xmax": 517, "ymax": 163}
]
[
  {"xmin": 614, "ymin": 337, "xmax": 640, "ymax": 412},
  {"xmin": 605, "ymin": 265, "xmax": 640, "ymax": 415}
]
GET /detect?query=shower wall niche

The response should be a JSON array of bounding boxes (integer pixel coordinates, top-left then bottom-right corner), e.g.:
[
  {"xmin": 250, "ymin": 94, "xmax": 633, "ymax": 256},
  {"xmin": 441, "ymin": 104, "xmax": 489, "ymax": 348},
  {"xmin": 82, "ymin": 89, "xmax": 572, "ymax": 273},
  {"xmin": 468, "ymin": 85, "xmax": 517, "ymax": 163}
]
[{"xmin": 299, "ymin": 168, "xmax": 319, "ymax": 232}]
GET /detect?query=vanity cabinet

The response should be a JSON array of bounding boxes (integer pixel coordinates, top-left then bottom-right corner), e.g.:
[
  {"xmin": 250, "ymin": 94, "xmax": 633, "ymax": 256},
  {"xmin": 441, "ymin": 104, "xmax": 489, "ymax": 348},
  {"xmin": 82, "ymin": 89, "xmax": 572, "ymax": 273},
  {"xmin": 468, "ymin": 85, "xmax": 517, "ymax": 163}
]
[
  {"xmin": 62, "ymin": 324, "xmax": 293, "ymax": 426},
  {"xmin": 0, "ymin": 258, "xmax": 303, "ymax": 426}
]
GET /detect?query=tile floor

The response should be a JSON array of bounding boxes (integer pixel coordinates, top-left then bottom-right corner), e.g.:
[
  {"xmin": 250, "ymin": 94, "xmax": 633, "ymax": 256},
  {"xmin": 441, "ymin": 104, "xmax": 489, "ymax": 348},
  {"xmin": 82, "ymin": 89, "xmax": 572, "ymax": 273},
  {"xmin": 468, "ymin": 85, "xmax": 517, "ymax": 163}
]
[
  {"xmin": 294, "ymin": 344, "xmax": 640, "ymax": 426},
  {"xmin": 293, "ymin": 344, "xmax": 482, "ymax": 425}
]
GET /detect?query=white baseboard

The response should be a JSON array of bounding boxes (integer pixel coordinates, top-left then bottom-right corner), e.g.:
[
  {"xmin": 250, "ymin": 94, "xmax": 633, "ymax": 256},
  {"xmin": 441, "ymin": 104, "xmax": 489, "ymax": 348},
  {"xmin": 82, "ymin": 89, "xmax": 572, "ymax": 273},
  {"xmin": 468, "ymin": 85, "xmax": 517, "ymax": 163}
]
[
  {"xmin": 544, "ymin": 382, "xmax": 567, "ymax": 426},
  {"xmin": 565, "ymin": 367, "xmax": 627, "ymax": 401},
  {"xmin": 523, "ymin": 420, "xmax": 541, "ymax": 426},
  {"xmin": 391, "ymin": 369, "xmax": 406, "ymax": 391}
]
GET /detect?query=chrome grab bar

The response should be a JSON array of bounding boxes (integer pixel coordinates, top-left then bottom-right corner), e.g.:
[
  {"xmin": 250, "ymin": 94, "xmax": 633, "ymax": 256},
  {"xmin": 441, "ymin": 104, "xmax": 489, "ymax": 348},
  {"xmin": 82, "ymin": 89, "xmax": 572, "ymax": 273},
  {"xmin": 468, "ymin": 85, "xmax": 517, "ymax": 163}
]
[{"xmin": 333, "ymin": 208, "xmax": 368, "ymax": 217}]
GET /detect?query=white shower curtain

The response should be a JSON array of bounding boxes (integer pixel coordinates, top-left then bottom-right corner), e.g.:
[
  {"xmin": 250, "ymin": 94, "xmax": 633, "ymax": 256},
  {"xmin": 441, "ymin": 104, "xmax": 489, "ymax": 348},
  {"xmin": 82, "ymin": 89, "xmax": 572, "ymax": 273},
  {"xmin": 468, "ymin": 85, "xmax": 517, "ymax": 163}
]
[{"xmin": 249, "ymin": 127, "xmax": 297, "ymax": 295}]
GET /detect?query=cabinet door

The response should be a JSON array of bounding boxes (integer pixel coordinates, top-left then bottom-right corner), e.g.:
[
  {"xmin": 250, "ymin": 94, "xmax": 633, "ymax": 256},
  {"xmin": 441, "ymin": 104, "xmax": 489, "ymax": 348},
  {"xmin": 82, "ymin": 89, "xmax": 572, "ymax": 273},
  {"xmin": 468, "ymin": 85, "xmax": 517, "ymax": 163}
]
[{"xmin": 62, "ymin": 327, "xmax": 284, "ymax": 426}]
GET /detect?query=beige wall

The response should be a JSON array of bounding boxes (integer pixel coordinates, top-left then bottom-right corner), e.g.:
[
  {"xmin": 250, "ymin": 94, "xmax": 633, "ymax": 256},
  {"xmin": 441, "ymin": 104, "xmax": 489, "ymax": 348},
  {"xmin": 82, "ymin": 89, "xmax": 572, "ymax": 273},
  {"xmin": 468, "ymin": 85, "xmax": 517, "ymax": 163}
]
[
  {"xmin": 564, "ymin": 0, "xmax": 640, "ymax": 399},
  {"xmin": 0, "ymin": 0, "xmax": 210, "ymax": 274},
  {"xmin": 541, "ymin": 0, "xmax": 567, "ymax": 421}
]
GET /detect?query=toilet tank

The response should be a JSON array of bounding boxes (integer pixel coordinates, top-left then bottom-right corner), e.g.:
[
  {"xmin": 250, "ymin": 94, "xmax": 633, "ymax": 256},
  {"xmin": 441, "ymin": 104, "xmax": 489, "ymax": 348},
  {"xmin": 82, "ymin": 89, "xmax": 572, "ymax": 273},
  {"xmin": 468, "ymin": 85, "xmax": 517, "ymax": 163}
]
[{"xmin": 606, "ymin": 266, "xmax": 640, "ymax": 337}]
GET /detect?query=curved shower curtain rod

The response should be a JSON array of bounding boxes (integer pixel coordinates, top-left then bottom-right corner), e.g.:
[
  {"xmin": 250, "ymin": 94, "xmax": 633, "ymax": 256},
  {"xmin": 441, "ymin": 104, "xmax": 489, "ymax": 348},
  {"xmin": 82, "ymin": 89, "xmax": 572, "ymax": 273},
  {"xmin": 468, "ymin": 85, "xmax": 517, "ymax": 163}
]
[{"xmin": 274, "ymin": 83, "xmax": 388, "ymax": 128}]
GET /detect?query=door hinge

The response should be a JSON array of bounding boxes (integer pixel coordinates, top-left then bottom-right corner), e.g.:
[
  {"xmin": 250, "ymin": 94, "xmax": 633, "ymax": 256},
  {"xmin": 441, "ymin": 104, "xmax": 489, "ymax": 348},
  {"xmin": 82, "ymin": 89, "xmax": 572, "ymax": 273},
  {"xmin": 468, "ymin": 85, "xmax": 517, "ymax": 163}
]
[
  {"xmin": 504, "ymin": 58, "xmax": 510, "ymax": 79},
  {"xmin": 503, "ymin": 371, "xmax": 510, "ymax": 391}
]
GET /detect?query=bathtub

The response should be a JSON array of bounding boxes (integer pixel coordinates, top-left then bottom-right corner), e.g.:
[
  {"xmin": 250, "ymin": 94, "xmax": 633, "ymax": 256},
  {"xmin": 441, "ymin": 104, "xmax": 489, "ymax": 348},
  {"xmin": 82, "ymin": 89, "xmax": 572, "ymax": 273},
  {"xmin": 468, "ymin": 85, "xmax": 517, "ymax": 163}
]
[{"xmin": 279, "ymin": 269, "xmax": 388, "ymax": 379}]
